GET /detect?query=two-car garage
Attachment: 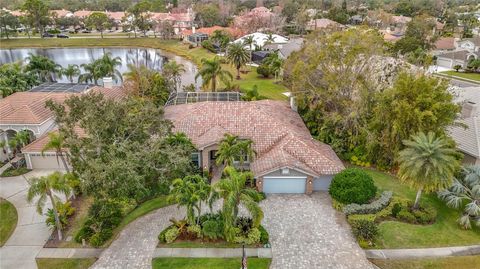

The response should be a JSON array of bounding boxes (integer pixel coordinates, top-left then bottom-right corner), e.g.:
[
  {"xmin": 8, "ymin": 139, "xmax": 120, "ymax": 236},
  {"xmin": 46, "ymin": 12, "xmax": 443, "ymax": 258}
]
[{"xmin": 260, "ymin": 171, "xmax": 334, "ymax": 194}]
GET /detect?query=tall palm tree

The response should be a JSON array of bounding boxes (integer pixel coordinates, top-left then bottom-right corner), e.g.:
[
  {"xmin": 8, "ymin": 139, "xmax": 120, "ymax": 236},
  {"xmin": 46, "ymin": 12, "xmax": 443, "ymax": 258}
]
[
  {"xmin": 263, "ymin": 52, "xmax": 284, "ymax": 81},
  {"xmin": 213, "ymin": 166, "xmax": 263, "ymax": 242},
  {"xmin": 168, "ymin": 175, "xmax": 211, "ymax": 225},
  {"xmin": 397, "ymin": 132, "xmax": 460, "ymax": 209},
  {"xmin": 195, "ymin": 57, "xmax": 232, "ymax": 92},
  {"xmin": 97, "ymin": 52, "xmax": 123, "ymax": 82},
  {"xmin": 24, "ymin": 54, "xmax": 62, "ymax": 82},
  {"xmin": 264, "ymin": 33, "xmax": 275, "ymax": 45},
  {"xmin": 42, "ymin": 132, "xmax": 70, "ymax": 173},
  {"xmin": 438, "ymin": 165, "xmax": 480, "ymax": 229},
  {"xmin": 216, "ymin": 134, "xmax": 255, "ymax": 169},
  {"xmin": 226, "ymin": 43, "xmax": 250, "ymax": 80},
  {"xmin": 27, "ymin": 172, "xmax": 71, "ymax": 240},
  {"xmin": 62, "ymin": 64, "xmax": 80, "ymax": 83},
  {"xmin": 15, "ymin": 130, "xmax": 31, "ymax": 147},
  {"xmin": 162, "ymin": 61, "xmax": 185, "ymax": 92},
  {"xmin": 243, "ymin": 35, "xmax": 255, "ymax": 51},
  {"xmin": 78, "ymin": 62, "xmax": 101, "ymax": 85}
]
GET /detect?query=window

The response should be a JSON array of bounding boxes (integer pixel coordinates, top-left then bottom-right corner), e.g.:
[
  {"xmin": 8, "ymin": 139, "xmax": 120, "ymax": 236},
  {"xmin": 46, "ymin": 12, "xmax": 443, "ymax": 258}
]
[{"xmin": 191, "ymin": 152, "xmax": 200, "ymax": 167}]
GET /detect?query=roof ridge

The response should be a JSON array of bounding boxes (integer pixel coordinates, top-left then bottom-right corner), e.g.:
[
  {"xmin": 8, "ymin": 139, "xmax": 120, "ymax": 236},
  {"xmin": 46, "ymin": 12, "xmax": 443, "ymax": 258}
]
[{"xmin": 283, "ymin": 135, "xmax": 339, "ymax": 168}]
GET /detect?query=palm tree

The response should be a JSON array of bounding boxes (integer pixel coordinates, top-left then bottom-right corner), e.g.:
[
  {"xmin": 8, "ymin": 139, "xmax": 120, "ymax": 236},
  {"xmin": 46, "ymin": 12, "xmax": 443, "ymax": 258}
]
[
  {"xmin": 264, "ymin": 33, "xmax": 275, "ymax": 45},
  {"xmin": 162, "ymin": 61, "xmax": 185, "ymax": 92},
  {"xmin": 15, "ymin": 130, "xmax": 31, "ymax": 147},
  {"xmin": 168, "ymin": 175, "xmax": 211, "ymax": 225},
  {"xmin": 62, "ymin": 64, "xmax": 80, "ymax": 83},
  {"xmin": 236, "ymin": 139, "xmax": 256, "ymax": 169},
  {"xmin": 263, "ymin": 52, "xmax": 284, "ymax": 81},
  {"xmin": 243, "ymin": 35, "xmax": 255, "ymax": 51},
  {"xmin": 438, "ymin": 165, "xmax": 480, "ymax": 229},
  {"xmin": 195, "ymin": 57, "xmax": 232, "ymax": 92},
  {"xmin": 213, "ymin": 166, "xmax": 263, "ymax": 242},
  {"xmin": 27, "ymin": 172, "xmax": 71, "ymax": 240},
  {"xmin": 24, "ymin": 54, "xmax": 62, "ymax": 82},
  {"xmin": 78, "ymin": 62, "xmax": 101, "ymax": 85},
  {"xmin": 42, "ymin": 132, "xmax": 70, "ymax": 173},
  {"xmin": 397, "ymin": 132, "xmax": 460, "ymax": 209},
  {"xmin": 97, "ymin": 52, "xmax": 123, "ymax": 82},
  {"xmin": 226, "ymin": 43, "xmax": 250, "ymax": 80},
  {"xmin": 216, "ymin": 134, "xmax": 241, "ymax": 166}
]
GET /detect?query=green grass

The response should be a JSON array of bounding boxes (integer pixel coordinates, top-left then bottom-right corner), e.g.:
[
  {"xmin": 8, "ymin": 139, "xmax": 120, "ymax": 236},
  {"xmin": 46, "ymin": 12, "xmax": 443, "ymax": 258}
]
[
  {"xmin": 152, "ymin": 258, "xmax": 271, "ymax": 269},
  {"xmin": 0, "ymin": 38, "xmax": 288, "ymax": 100},
  {"xmin": 370, "ymin": 256, "xmax": 480, "ymax": 269},
  {"xmin": 0, "ymin": 166, "xmax": 31, "ymax": 177},
  {"xmin": 440, "ymin": 71, "xmax": 480, "ymax": 82},
  {"xmin": 36, "ymin": 258, "xmax": 97, "ymax": 269},
  {"xmin": 360, "ymin": 168, "xmax": 480, "ymax": 249},
  {"xmin": 0, "ymin": 198, "xmax": 18, "ymax": 246}
]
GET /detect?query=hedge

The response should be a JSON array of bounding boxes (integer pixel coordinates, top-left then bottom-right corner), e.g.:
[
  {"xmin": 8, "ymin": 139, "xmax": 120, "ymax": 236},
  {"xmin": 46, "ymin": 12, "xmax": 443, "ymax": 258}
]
[{"xmin": 343, "ymin": 191, "xmax": 393, "ymax": 215}]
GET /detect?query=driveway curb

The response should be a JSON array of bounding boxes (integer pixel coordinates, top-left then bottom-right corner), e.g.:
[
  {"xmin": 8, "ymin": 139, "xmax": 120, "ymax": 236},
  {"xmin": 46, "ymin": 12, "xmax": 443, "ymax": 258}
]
[{"xmin": 365, "ymin": 244, "xmax": 480, "ymax": 259}]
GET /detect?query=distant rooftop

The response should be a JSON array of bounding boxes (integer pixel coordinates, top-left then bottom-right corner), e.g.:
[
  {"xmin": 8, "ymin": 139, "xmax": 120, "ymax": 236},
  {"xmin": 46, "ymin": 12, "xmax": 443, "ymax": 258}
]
[
  {"xmin": 29, "ymin": 83, "xmax": 94, "ymax": 93},
  {"xmin": 165, "ymin": 92, "xmax": 243, "ymax": 106}
]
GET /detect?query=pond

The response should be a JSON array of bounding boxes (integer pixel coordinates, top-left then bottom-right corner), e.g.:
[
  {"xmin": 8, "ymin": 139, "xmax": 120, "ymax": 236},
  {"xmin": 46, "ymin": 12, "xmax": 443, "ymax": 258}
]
[{"xmin": 0, "ymin": 47, "xmax": 201, "ymax": 89}]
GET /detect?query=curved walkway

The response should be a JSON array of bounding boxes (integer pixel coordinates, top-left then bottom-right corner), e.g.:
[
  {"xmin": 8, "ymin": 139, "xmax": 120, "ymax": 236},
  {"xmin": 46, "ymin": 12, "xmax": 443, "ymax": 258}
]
[
  {"xmin": 90, "ymin": 205, "xmax": 184, "ymax": 269},
  {"xmin": 0, "ymin": 170, "xmax": 60, "ymax": 269}
]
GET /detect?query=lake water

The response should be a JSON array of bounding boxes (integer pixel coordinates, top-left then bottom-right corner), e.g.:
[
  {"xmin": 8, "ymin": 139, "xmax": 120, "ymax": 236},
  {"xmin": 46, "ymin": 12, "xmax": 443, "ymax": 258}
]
[{"xmin": 0, "ymin": 47, "xmax": 201, "ymax": 89}]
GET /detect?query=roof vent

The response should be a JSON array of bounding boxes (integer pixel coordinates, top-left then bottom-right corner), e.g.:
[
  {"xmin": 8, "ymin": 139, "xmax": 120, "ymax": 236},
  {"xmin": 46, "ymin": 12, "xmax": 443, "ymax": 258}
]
[{"xmin": 103, "ymin": 77, "xmax": 113, "ymax": 89}]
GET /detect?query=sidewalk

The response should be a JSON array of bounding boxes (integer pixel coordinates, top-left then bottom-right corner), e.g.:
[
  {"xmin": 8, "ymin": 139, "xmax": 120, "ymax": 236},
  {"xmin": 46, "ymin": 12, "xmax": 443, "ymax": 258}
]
[
  {"xmin": 36, "ymin": 248, "xmax": 103, "ymax": 259},
  {"xmin": 365, "ymin": 244, "xmax": 480, "ymax": 259},
  {"xmin": 153, "ymin": 247, "xmax": 272, "ymax": 258}
]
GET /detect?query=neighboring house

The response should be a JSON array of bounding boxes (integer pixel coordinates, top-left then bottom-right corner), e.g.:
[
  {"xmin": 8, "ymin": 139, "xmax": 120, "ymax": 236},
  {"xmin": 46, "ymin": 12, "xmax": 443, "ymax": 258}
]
[
  {"xmin": 181, "ymin": 26, "xmax": 243, "ymax": 42},
  {"xmin": 436, "ymin": 37, "xmax": 480, "ymax": 69},
  {"xmin": 233, "ymin": 6, "xmax": 275, "ymax": 33},
  {"xmin": 449, "ymin": 87, "xmax": 480, "ymax": 165},
  {"xmin": 389, "ymin": 15, "xmax": 411, "ymax": 36},
  {"xmin": 150, "ymin": 9, "xmax": 195, "ymax": 35},
  {"xmin": 434, "ymin": 37, "xmax": 457, "ymax": 52},
  {"xmin": 164, "ymin": 100, "xmax": 345, "ymax": 194},
  {"xmin": 263, "ymin": 38, "xmax": 304, "ymax": 59},
  {"xmin": 233, "ymin": 32, "xmax": 288, "ymax": 49},
  {"xmin": 0, "ymin": 82, "xmax": 124, "ymax": 169},
  {"xmin": 306, "ymin": 18, "xmax": 344, "ymax": 31}
]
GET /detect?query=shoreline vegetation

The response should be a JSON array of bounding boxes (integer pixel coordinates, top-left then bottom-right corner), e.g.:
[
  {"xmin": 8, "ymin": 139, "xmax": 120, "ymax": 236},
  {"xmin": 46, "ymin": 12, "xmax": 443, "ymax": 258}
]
[{"xmin": 0, "ymin": 38, "xmax": 288, "ymax": 100}]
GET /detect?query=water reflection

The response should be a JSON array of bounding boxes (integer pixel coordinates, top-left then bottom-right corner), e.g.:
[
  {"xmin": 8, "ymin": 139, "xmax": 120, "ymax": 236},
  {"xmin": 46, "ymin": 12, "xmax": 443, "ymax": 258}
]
[{"xmin": 0, "ymin": 47, "xmax": 201, "ymax": 90}]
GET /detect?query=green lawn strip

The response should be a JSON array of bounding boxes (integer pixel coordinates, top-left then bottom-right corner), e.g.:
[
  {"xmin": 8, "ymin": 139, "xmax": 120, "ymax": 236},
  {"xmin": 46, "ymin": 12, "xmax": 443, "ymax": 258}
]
[
  {"xmin": 0, "ymin": 38, "xmax": 288, "ymax": 100},
  {"xmin": 0, "ymin": 198, "xmax": 18, "ymax": 246},
  {"xmin": 36, "ymin": 258, "xmax": 97, "ymax": 269},
  {"xmin": 359, "ymin": 168, "xmax": 480, "ymax": 249},
  {"xmin": 152, "ymin": 257, "xmax": 271, "ymax": 269},
  {"xmin": 0, "ymin": 166, "xmax": 31, "ymax": 177},
  {"xmin": 370, "ymin": 255, "xmax": 480, "ymax": 269},
  {"xmin": 102, "ymin": 195, "xmax": 172, "ymax": 247},
  {"xmin": 440, "ymin": 71, "xmax": 480, "ymax": 82},
  {"xmin": 158, "ymin": 240, "xmax": 258, "ymax": 248}
]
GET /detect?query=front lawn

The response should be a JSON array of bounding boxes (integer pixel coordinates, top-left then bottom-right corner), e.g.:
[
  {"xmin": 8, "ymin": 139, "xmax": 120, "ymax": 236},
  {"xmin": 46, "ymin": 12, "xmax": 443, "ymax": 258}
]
[
  {"xmin": 0, "ymin": 198, "xmax": 18, "ymax": 246},
  {"xmin": 440, "ymin": 70, "xmax": 480, "ymax": 82},
  {"xmin": 36, "ymin": 258, "xmax": 97, "ymax": 269},
  {"xmin": 360, "ymin": 168, "xmax": 480, "ymax": 249},
  {"xmin": 0, "ymin": 38, "xmax": 288, "ymax": 101},
  {"xmin": 152, "ymin": 257, "xmax": 271, "ymax": 269},
  {"xmin": 1, "ymin": 166, "xmax": 31, "ymax": 177},
  {"xmin": 370, "ymin": 255, "xmax": 480, "ymax": 269}
]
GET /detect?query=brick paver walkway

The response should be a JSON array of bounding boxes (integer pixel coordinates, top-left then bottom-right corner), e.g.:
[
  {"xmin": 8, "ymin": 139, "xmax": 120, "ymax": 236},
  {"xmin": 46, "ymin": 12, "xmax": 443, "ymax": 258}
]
[
  {"xmin": 261, "ymin": 193, "xmax": 374, "ymax": 269},
  {"xmin": 90, "ymin": 205, "xmax": 184, "ymax": 269}
]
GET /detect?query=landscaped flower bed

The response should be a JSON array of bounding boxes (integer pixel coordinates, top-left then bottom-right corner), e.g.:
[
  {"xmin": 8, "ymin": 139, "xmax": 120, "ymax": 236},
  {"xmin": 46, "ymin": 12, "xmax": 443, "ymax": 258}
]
[{"xmin": 158, "ymin": 213, "xmax": 269, "ymax": 247}]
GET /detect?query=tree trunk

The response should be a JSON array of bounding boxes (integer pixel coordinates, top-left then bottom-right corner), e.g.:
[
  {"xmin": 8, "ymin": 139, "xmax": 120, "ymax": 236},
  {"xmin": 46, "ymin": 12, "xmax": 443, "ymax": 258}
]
[
  {"xmin": 236, "ymin": 67, "xmax": 241, "ymax": 80},
  {"xmin": 48, "ymin": 192, "xmax": 63, "ymax": 240},
  {"xmin": 212, "ymin": 75, "xmax": 216, "ymax": 92},
  {"xmin": 59, "ymin": 151, "xmax": 70, "ymax": 173},
  {"xmin": 101, "ymin": 31, "xmax": 103, "ymax": 38},
  {"xmin": 413, "ymin": 188, "xmax": 422, "ymax": 209}
]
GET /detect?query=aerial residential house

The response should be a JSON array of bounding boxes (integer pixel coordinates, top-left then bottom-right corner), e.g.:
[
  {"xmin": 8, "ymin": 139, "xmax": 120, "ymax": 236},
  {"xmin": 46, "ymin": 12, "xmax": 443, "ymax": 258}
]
[
  {"xmin": 233, "ymin": 7, "xmax": 276, "ymax": 33},
  {"xmin": 151, "ymin": 9, "xmax": 195, "ymax": 35},
  {"xmin": 181, "ymin": 26, "xmax": 243, "ymax": 45},
  {"xmin": 306, "ymin": 18, "xmax": 344, "ymax": 31},
  {"xmin": 233, "ymin": 32, "xmax": 288, "ymax": 49},
  {"xmin": 0, "ymin": 83, "xmax": 125, "ymax": 169},
  {"xmin": 388, "ymin": 15, "xmax": 411, "ymax": 36},
  {"xmin": 449, "ymin": 87, "xmax": 480, "ymax": 165},
  {"xmin": 164, "ymin": 97, "xmax": 345, "ymax": 194},
  {"xmin": 433, "ymin": 37, "xmax": 457, "ymax": 53},
  {"xmin": 436, "ymin": 37, "xmax": 480, "ymax": 69},
  {"xmin": 263, "ymin": 38, "xmax": 304, "ymax": 59}
]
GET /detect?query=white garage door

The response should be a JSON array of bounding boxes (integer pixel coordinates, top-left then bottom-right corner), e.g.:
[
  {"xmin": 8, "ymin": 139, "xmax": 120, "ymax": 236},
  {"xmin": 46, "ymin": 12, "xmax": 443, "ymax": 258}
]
[
  {"xmin": 263, "ymin": 177, "xmax": 306, "ymax": 194},
  {"xmin": 436, "ymin": 58, "xmax": 452, "ymax": 68},
  {"xmin": 29, "ymin": 154, "xmax": 64, "ymax": 170}
]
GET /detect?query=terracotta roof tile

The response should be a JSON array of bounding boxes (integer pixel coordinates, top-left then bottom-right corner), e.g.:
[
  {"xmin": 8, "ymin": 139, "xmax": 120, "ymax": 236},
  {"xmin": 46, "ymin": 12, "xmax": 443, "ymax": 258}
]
[{"xmin": 164, "ymin": 101, "xmax": 344, "ymax": 176}]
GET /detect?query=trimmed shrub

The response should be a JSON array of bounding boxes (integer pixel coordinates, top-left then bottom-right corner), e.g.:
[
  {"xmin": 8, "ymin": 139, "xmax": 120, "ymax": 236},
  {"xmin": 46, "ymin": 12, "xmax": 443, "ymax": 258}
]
[
  {"xmin": 343, "ymin": 191, "xmax": 393, "ymax": 215},
  {"xmin": 202, "ymin": 220, "xmax": 224, "ymax": 240},
  {"xmin": 246, "ymin": 228, "xmax": 261, "ymax": 244},
  {"xmin": 165, "ymin": 227, "xmax": 179, "ymax": 243},
  {"xmin": 201, "ymin": 40, "xmax": 216, "ymax": 53},
  {"xmin": 329, "ymin": 168, "xmax": 377, "ymax": 204},
  {"xmin": 187, "ymin": 224, "xmax": 202, "ymax": 239},
  {"xmin": 391, "ymin": 203, "xmax": 402, "ymax": 217},
  {"xmin": 397, "ymin": 209, "xmax": 416, "ymax": 223},
  {"xmin": 74, "ymin": 226, "xmax": 94, "ymax": 243},
  {"xmin": 350, "ymin": 218, "xmax": 378, "ymax": 242},
  {"xmin": 257, "ymin": 64, "xmax": 272, "ymax": 78},
  {"xmin": 89, "ymin": 228, "xmax": 113, "ymax": 247},
  {"xmin": 258, "ymin": 225, "xmax": 269, "ymax": 244},
  {"xmin": 158, "ymin": 225, "xmax": 173, "ymax": 243}
]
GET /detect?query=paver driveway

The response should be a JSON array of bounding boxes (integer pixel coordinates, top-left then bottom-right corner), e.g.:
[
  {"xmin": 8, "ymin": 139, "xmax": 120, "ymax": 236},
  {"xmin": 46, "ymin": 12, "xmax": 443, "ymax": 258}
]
[
  {"xmin": 261, "ymin": 193, "xmax": 374, "ymax": 269},
  {"xmin": 0, "ymin": 169, "xmax": 61, "ymax": 269}
]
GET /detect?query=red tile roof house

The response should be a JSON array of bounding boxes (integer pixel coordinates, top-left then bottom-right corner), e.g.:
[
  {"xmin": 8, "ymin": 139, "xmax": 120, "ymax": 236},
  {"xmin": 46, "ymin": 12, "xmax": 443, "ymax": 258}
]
[
  {"xmin": 0, "ymin": 85, "xmax": 125, "ymax": 170},
  {"xmin": 164, "ymin": 100, "xmax": 345, "ymax": 194}
]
